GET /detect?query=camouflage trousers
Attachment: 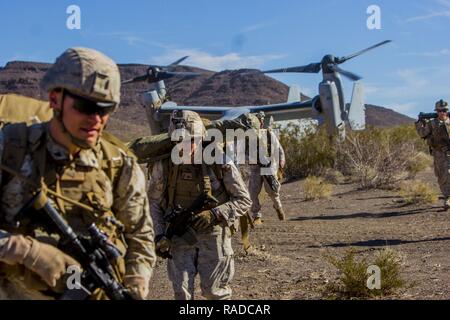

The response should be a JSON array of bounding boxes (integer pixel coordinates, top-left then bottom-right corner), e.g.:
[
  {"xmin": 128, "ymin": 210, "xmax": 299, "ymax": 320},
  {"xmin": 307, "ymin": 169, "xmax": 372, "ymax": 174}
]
[
  {"xmin": 432, "ymin": 150, "xmax": 450, "ymax": 198},
  {"xmin": 0, "ymin": 278, "xmax": 52, "ymax": 300},
  {"xmin": 244, "ymin": 165, "xmax": 282, "ymax": 219},
  {"xmin": 167, "ymin": 225, "xmax": 234, "ymax": 300}
]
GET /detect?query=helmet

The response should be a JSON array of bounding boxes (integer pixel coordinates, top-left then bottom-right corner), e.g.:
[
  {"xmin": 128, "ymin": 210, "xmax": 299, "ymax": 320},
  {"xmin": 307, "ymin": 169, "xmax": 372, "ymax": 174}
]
[
  {"xmin": 435, "ymin": 99, "xmax": 449, "ymax": 111},
  {"xmin": 246, "ymin": 113, "xmax": 262, "ymax": 131},
  {"xmin": 168, "ymin": 110, "xmax": 206, "ymax": 140},
  {"xmin": 41, "ymin": 47, "xmax": 121, "ymax": 108},
  {"xmin": 255, "ymin": 111, "xmax": 265, "ymax": 121}
]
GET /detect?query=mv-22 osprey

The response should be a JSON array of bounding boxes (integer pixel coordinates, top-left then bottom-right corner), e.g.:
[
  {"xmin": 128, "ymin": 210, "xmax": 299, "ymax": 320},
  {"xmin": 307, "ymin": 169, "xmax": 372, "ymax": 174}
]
[{"xmin": 123, "ymin": 40, "xmax": 391, "ymax": 138}]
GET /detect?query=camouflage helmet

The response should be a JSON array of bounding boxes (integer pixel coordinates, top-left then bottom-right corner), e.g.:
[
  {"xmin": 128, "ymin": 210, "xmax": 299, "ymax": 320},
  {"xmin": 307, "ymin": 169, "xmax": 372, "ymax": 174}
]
[
  {"xmin": 41, "ymin": 47, "xmax": 121, "ymax": 108},
  {"xmin": 255, "ymin": 111, "xmax": 265, "ymax": 121},
  {"xmin": 247, "ymin": 113, "xmax": 263, "ymax": 131},
  {"xmin": 168, "ymin": 110, "xmax": 206, "ymax": 140},
  {"xmin": 435, "ymin": 99, "xmax": 449, "ymax": 111}
]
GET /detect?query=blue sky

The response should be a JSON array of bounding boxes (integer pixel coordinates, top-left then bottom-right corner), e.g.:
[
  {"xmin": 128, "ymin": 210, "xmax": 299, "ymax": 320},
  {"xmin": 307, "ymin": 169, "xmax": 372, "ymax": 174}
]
[{"xmin": 1, "ymin": 0, "xmax": 449, "ymax": 118}]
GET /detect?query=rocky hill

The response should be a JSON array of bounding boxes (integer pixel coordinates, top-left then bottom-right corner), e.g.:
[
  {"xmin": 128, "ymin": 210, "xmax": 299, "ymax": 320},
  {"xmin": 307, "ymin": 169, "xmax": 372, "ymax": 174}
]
[{"xmin": 0, "ymin": 61, "xmax": 414, "ymax": 137}]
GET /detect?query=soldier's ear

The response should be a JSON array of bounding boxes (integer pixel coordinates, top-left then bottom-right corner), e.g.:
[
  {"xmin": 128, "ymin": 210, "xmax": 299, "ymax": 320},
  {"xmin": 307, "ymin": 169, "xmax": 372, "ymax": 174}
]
[{"xmin": 48, "ymin": 89, "xmax": 62, "ymax": 110}]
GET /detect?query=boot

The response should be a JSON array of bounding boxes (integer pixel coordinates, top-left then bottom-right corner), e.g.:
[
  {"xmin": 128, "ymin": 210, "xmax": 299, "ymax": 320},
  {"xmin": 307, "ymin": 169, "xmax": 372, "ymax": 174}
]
[
  {"xmin": 445, "ymin": 198, "xmax": 450, "ymax": 210},
  {"xmin": 253, "ymin": 217, "xmax": 263, "ymax": 226},
  {"xmin": 275, "ymin": 207, "xmax": 285, "ymax": 221},
  {"xmin": 252, "ymin": 213, "xmax": 263, "ymax": 226}
]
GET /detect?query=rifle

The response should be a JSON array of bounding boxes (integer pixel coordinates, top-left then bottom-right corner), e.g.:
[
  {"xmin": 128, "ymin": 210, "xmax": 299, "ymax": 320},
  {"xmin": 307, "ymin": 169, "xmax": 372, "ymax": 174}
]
[
  {"xmin": 418, "ymin": 112, "xmax": 450, "ymax": 121},
  {"xmin": 157, "ymin": 192, "xmax": 219, "ymax": 258},
  {"xmin": 263, "ymin": 174, "xmax": 280, "ymax": 193},
  {"xmin": 28, "ymin": 190, "xmax": 134, "ymax": 300}
]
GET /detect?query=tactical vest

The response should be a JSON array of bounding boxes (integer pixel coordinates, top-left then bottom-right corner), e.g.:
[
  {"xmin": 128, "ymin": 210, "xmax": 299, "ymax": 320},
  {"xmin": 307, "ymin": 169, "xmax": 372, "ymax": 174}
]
[
  {"xmin": 426, "ymin": 119, "xmax": 450, "ymax": 152},
  {"xmin": 0, "ymin": 122, "xmax": 132, "ymax": 297},
  {"xmin": 165, "ymin": 161, "xmax": 230, "ymax": 223}
]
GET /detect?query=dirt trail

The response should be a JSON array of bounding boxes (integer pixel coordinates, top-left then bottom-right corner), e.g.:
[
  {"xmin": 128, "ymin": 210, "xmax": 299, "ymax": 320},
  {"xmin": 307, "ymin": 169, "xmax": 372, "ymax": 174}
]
[{"xmin": 147, "ymin": 168, "xmax": 450, "ymax": 300}]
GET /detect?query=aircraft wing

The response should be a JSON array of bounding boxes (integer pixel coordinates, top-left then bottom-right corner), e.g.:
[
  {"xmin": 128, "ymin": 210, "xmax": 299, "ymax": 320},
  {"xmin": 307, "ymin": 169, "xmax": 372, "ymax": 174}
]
[
  {"xmin": 159, "ymin": 96, "xmax": 318, "ymax": 122},
  {"xmin": 247, "ymin": 98, "xmax": 317, "ymax": 122}
]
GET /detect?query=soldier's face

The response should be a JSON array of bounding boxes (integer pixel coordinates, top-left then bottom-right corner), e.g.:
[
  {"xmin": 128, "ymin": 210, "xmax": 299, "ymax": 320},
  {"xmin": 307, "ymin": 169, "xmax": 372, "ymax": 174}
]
[
  {"xmin": 437, "ymin": 109, "xmax": 448, "ymax": 121},
  {"xmin": 59, "ymin": 93, "xmax": 110, "ymax": 147}
]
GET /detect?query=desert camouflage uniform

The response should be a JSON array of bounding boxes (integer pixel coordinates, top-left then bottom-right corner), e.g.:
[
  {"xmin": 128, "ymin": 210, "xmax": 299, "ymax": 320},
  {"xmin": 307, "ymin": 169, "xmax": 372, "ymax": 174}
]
[
  {"xmin": 0, "ymin": 122, "xmax": 156, "ymax": 299},
  {"xmin": 246, "ymin": 128, "xmax": 285, "ymax": 220},
  {"xmin": 149, "ymin": 154, "xmax": 251, "ymax": 300},
  {"xmin": 416, "ymin": 117, "xmax": 450, "ymax": 200}
]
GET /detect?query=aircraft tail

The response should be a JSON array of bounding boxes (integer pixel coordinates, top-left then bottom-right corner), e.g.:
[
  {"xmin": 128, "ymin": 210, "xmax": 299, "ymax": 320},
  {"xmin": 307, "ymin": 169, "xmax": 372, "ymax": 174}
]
[
  {"xmin": 347, "ymin": 82, "xmax": 366, "ymax": 130},
  {"xmin": 287, "ymin": 85, "xmax": 301, "ymax": 103}
]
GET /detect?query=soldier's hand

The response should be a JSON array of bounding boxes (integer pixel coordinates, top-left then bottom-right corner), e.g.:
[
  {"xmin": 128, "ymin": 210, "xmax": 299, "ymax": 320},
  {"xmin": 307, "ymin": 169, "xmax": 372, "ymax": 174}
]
[
  {"xmin": 1, "ymin": 235, "xmax": 80, "ymax": 288},
  {"xmin": 155, "ymin": 235, "xmax": 172, "ymax": 259},
  {"xmin": 192, "ymin": 210, "xmax": 217, "ymax": 231},
  {"xmin": 123, "ymin": 275, "xmax": 149, "ymax": 300}
]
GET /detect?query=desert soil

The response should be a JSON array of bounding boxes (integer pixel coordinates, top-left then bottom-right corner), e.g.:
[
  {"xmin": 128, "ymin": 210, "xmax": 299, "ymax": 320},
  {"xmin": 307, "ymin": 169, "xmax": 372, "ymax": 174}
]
[{"xmin": 147, "ymin": 168, "xmax": 450, "ymax": 300}]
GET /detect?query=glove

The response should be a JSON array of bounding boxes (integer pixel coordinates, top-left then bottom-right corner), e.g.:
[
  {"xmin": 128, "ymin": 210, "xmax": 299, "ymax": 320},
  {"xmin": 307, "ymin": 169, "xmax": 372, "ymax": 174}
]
[
  {"xmin": 155, "ymin": 235, "xmax": 172, "ymax": 259},
  {"xmin": 123, "ymin": 275, "xmax": 149, "ymax": 300},
  {"xmin": 0, "ymin": 235, "xmax": 80, "ymax": 288},
  {"xmin": 191, "ymin": 210, "xmax": 218, "ymax": 231}
]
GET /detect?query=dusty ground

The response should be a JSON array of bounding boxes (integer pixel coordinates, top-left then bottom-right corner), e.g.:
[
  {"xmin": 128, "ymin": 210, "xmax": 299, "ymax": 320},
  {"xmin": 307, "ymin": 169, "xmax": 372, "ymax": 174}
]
[{"xmin": 147, "ymin": 168, "xmax": 450, "ymax": 300}]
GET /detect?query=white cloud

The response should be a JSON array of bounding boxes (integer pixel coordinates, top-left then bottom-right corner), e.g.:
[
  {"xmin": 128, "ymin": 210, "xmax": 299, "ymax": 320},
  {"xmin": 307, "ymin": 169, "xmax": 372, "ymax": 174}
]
[
  {"xmin": 437, "ymin": 0, "xmax": 450, "ymax": 8},
  {"xmin": 406, "ymin": 0, "xmax": 450, "ymax": 21},
  {"xmin": 396, "ymin": 68, "xmax": 429, "ymax": 88},
  {"xmin": 364, "ymin": 84, "xmax": 381, "ymax": 95},
  {"xmin": 242, "ymin": 22, "xmax": 273, "ymax": 33},
  {"xmin": 362, "ymin": 64, "xmax": 450, "ymax": 117},
  {"xmin": 406, "ymin": 11, "xmax": 450, "ymax": 22},
  {"xmin": 387, "ymin": 102, "xmax": 418, "ymax": 114},
  {"xmin": 91, "ymin": 32, "xmax": 171, "ymax": 49},
  {"xmin": 399, "ymin": 49, "xmax": 450, "ymax": 57},
  {"xmin": 152, "ymin": 48, "xmax": 286, "ymax": 71}
]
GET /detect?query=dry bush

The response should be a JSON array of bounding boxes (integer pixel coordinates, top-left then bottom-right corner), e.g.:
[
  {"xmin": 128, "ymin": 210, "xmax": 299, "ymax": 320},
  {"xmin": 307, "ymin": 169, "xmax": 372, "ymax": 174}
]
[
  {"xmin": 406, "ymin": 152, "xmax": 433, "ymax": 178},
  {"xmin": 324, "ymin": 248, "xmax": 405, "ymax": 299},
  {"xmin": 303, "ymin": 176, "xmax": 333, "ymax": 201},
  {"xmin": 279, "ymin": 124, "xmax": 336, "ymax": 179},
  {"xmin": 279, "ymin": 123, "xmax": 427, "ymax": 190},
  {"xmin": 373, "ymin": 248, "xmax": 406, "ymax": 295},
  {"xmin": 397, "ymin": 180, "xmax": 438, "ymax": 205},
  {"xmin": 336, "ymin": 125, "xmax": 420, "ymax": 190},
  {"xmin": 322, "ymin": 168, "xmax": 346, "ymax": 184}
]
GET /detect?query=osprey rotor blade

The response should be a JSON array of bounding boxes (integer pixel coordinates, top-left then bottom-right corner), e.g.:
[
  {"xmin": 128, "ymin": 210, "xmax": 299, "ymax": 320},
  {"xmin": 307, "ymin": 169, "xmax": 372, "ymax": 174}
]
[
  {"xmin": 263, "ymin": 63, "xmax": 322, "ymax": 74},
  {"xmin": 329, "ymin": 65, "xmax": 362, "ymax": 81},
  {"xmin": 164, "ymin": 71, "xmax": 201, "ymax": 77},
  {"xmin": 121, "ymin": 74, "xmax": 150, "ymax": 85},
  {"xmin": 337, "ymin": 40, "xmax": 392, "ymax": 64},
  {"xmin": 168, "ymin": 56, "xmax": 189, "ymax": 67}
]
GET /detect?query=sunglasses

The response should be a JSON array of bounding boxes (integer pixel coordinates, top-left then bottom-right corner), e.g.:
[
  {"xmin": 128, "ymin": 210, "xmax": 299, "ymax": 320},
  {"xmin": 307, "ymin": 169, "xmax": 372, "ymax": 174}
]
[
  {"xmin": 437, "ymin": 109, "xmax": 448, "ymax": 113},
  {"xmin": 64, "ymin": 90, "xmax": 116, "ymax": 116}
]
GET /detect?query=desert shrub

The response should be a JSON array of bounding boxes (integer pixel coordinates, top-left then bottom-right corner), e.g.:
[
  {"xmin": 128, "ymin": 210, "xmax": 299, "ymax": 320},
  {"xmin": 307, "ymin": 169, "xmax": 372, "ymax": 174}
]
[
  {"xmin": 279, "ymin": 123, "xmax": 427, "ymax": 189},
  {"xmin": 303, "ymin": 176, "xmax": 333, "ymax": 201},
  {"xmin": 322, "ymin": 168, "xmax": 346, "ymax": 184},
  {"xmin": 279, "ymin": 123, "xmax": 336, "ymax": 179},
  {"xmin": 373, "ymin": 248, "xmax": 406, "ymax": 295},
  {"xmin": 406, "ymin": 152, "xmax": 433, "ymax": 178},
  {"xmin": 335, "ymin": 125, "xmax": 420, "ymax": 190},
  {"xmin": 397, "ymin": 180, "xmax": 438, "ymax": 205},
  {"xmin": 325, "ymin": 248, "xmax": 405, "ymax": 299}
]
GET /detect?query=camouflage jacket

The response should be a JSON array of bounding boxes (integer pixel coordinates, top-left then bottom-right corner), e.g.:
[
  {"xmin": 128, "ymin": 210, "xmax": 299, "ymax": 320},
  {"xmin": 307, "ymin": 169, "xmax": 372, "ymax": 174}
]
[
  {"xmin": 416, "ymin": 118, "xmax": 450, "ymax": 152},
  {"xmin": 148, "ymin": 153, "xmax": 251, "ymax": 237},
  {"xmin": 0, "ymin": 122, "xmax": 156, "ymax": 287}
]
